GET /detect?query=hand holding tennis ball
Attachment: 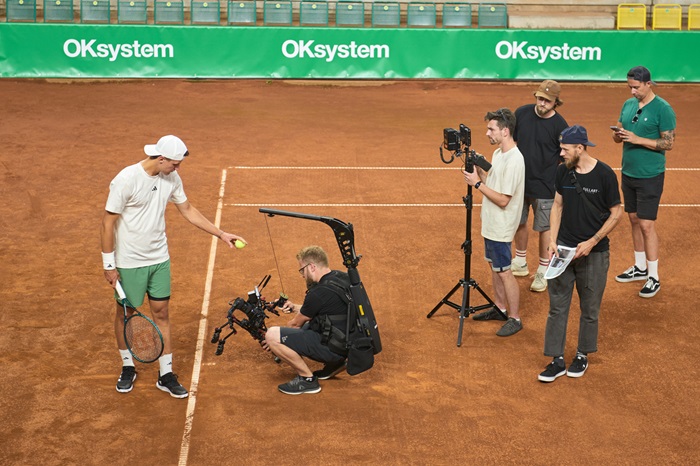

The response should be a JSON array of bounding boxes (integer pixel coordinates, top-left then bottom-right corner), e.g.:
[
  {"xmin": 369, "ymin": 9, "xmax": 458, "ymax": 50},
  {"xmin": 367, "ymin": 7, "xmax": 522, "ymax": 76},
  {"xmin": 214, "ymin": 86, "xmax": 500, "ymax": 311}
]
[{"xmin": 234, "ymin": 239, "xmax": 247, "ymax": 249}]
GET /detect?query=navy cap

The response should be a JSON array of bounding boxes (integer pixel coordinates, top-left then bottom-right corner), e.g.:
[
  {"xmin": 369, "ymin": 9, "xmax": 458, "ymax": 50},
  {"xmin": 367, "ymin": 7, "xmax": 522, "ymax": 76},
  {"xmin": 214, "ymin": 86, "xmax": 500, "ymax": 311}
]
[{"xmin": 560, "ymin": 125, "xmax": 596, "ymax": 147}]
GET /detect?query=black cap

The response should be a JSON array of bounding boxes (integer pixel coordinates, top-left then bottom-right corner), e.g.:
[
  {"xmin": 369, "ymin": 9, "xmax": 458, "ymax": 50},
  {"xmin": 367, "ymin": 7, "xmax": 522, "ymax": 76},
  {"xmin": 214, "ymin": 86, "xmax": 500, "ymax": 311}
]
[
  {"xmin": 627, "ymin": 66, "xmax": 656, "ymax": 85},
  {"xmin": 560, "ymin": 125, "xmax": 596, "ymax": 147}
]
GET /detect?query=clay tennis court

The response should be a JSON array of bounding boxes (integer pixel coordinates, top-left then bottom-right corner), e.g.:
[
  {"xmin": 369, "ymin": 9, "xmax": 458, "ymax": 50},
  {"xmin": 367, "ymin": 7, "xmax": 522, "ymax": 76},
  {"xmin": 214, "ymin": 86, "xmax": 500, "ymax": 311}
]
[{"xmin": 1, "ymin": 79, "xmax": 698, "ymax": 464}]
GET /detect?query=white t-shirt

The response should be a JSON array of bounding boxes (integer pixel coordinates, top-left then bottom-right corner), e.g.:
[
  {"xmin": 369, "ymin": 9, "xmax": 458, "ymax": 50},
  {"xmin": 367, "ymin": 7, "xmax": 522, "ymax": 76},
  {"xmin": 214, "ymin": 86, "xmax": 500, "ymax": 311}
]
[
  {"xmin": 481, "ymin": 146, "xmax": 525, "ymax": 242},
  {"xmin": 105, "ymin": 162, "xmax": 187, "ymax": 269}
]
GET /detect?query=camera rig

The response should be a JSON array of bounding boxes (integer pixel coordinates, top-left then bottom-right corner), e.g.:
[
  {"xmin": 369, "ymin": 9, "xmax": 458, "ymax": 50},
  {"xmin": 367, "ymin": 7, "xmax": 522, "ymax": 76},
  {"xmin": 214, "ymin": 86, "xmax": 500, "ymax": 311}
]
[
  {"xmin": 441, "ymin": 124, "xmax": 492, "ymax": 173},
  {"xmin": 210, "ymin": 275, "xmax": 288, "ymax": 356}
]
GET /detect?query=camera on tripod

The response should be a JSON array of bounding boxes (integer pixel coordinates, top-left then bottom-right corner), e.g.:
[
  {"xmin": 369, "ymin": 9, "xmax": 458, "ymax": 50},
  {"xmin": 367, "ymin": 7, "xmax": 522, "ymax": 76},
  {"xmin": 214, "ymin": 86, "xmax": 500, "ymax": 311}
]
[{"xmin": 440, "ymin": 124, "xmax": 492, "ymax": 173}]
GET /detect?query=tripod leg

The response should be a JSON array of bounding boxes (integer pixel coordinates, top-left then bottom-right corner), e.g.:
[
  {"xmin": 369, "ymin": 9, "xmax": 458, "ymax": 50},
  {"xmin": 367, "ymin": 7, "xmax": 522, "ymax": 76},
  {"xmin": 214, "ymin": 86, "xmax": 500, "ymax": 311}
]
[
  {"xmin": 456, "ymin": 280, "xmax": 471, "ymax": 347},
  {"xmin": 472, "ymin": 282, "xmax": 506, "ymax": 319},
  {"xmin": 426, "ymin": 281, "xmax": 462, "ymax": 318}
]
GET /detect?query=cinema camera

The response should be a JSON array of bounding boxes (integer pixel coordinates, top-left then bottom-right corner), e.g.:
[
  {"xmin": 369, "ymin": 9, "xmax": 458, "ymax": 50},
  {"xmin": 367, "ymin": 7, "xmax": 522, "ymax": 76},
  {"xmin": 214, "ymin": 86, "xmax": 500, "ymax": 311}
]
[
  {"xmin": 210, "ymin": 275, "xmax": 288, "ymax": 356},
  {"xmin": 441, "ymin": 124, "xmax": 492, "ymax": 173}
]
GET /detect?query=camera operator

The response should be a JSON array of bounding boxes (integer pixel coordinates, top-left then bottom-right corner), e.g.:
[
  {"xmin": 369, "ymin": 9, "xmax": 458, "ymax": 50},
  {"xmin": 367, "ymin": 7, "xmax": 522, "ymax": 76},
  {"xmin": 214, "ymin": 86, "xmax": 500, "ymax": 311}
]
[
  {"xmin": 462, "ymin": 108, "xmax": 526, "ymax": 337},
  {"xmin": 263, "ymin": 246, "xmax": 348, "ymax": 395}
]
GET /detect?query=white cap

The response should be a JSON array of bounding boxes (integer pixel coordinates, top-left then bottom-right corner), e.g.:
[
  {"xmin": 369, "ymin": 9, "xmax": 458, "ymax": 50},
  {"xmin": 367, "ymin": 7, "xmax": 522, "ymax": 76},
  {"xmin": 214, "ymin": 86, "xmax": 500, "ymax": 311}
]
[{"xmin": 144, "ymin": 135, "xmax": 188, "ymax": 161}]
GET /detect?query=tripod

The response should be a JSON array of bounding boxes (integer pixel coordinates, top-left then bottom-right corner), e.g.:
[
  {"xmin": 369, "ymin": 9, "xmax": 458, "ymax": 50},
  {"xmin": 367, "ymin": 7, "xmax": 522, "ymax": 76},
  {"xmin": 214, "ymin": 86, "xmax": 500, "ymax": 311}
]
[{"xmin": 426, "ymin": 181, "xmax": 504, "ymax": 347}]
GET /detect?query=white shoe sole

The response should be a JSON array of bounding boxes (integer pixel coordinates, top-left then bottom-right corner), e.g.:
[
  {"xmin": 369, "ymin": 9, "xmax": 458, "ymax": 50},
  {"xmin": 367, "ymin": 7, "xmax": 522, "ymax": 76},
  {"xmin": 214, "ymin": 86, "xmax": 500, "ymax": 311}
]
[
  {"xmin": 116, "ymin": 372, "xmax": 136, "ymax": 393},
  {"xmin": 278, "ymin": 386, "xmax": 322, "ymax": 395},
  {"xmin": 538, "ymin": 370, "xmax": 565, "ymax": 383}
]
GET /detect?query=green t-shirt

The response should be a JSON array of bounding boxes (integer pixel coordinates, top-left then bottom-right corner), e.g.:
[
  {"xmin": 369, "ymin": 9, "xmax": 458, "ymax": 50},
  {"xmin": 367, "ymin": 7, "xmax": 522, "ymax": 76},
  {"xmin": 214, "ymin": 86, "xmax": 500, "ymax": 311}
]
[{"xmin": 619, "ymin": 95, "xmax": 676, "ymax": 179}]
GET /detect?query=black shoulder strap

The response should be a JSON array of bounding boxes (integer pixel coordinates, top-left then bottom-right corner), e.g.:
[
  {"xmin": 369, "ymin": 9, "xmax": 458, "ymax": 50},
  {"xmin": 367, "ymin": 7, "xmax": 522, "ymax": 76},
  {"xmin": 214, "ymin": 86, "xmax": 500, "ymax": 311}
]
[{"xmin": 569, "ymin": 170, "xmax": 607, "ymax": 220}]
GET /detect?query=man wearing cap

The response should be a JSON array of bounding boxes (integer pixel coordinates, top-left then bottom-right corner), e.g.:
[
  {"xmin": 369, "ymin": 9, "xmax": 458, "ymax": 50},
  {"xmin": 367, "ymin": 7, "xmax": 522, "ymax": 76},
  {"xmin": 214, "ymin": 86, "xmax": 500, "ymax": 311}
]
[
  {"xmin": 538, "ymin": 125, "xmax": 621, "ymax": 383},
  {"xmin": 511, "ymin": 80, "xmax": 569, "ymax": 293},
  {"xmin": 612, "ymin": 66, "xmax": 676, "ymax": 298},
  {"xmin": 101, "ymin": 135, "xmax": 247, "ymax": 398}
]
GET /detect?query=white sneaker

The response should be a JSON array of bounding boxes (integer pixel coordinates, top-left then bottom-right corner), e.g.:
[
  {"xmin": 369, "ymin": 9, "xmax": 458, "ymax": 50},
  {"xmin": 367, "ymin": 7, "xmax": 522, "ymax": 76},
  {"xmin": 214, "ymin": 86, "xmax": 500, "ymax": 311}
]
[
  {"xmin": 530, "ymin": 272, "xmax": 547, "ymax": 292},
  {"xmin": 511, "ymin": 261, "xmax": 529, "ymax": 277}
]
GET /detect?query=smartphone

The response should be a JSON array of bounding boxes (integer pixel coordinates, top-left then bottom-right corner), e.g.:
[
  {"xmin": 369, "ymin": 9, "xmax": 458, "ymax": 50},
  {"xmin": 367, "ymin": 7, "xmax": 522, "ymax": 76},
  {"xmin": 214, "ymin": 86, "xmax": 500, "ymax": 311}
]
[{"xmin": 610, "ymin": 126, "xmax": 621, "ymax": 132}]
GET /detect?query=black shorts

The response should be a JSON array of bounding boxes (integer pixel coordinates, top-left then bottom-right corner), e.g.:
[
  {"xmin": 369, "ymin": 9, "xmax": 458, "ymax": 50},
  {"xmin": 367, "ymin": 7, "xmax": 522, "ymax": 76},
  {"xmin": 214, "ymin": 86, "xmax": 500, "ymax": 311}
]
[
  {"xmin": 280, "ymin": 327, "xmax": 346, "ymax": 364},
  {"xmin": 622, "ymin": 173, "xmax": 664, "ymax": 221}
]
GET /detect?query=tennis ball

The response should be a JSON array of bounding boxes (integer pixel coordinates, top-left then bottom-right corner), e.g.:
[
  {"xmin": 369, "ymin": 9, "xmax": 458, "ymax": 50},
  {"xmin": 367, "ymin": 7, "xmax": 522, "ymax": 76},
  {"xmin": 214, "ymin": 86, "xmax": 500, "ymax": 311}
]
[{"xmin": 234, "ymin": 239, "xmax": 246, "ymax": 249}]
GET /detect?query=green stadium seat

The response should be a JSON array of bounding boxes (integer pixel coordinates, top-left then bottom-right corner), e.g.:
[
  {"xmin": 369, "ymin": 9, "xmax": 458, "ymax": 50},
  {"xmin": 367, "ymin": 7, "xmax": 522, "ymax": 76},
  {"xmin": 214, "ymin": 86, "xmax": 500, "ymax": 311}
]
[
  {"xmin": 407, "ymin": 2, "xmax": 436, "ymax": 27},
  {"xmin": 335, "ymin": 0, "xmax": 364, "ymax": 26},
  {"xmin": 477, "ymin": 2, "xmax": 507, "ymax": 28},
  {"xmin": 6, "ymin": 0, "xmax": 38, "ymax": 21},
  {"xmin": 81, "ymin": 0, "xmax": 111, "ymax": 23},
  {"xmin": 263, "ymin": 0, "xmax": 293, "ymax": 25},
  {"xmin": 44, "ymin": 0, "xmax": 74, "ymax": 22},
  {"xmin": 372, "ymin": 1, "xmax": 401, "ymax": 27},
  {"xmin": 227, "ymin": 0, "xmax": 256, "ymax": 24},
  {"xmin": 117, "ymin": 0, "xmax": 147, "ymax": 23},
  {"xmin": 442, "ymin": 2, "xmax": 471, "ymax": 27},
  {"xmin": 300, "ymin": 0, "xmax": 329, "ymax": 26},
  {"xmin": 191, "ymin": 0, "xmax": 220, "ymax": 24},
  {"xmin": 154, "ymin": 0, "xmax": 184, "ymax": 23}
]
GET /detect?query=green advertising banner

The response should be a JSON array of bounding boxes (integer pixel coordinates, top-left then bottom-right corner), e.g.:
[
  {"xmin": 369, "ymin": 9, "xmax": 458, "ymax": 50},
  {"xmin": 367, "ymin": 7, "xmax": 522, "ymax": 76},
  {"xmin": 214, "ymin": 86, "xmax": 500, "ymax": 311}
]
[{"xmin": 1, "ymin": 23, "xmax": 699, "ymax": 81}]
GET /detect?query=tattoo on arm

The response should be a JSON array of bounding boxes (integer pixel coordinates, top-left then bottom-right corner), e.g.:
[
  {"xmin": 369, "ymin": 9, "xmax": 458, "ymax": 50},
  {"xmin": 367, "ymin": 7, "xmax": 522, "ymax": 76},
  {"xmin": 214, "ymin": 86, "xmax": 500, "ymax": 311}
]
[{"xmin": 656, "ymin": 129, "xmax": 675, "ymax": 151}]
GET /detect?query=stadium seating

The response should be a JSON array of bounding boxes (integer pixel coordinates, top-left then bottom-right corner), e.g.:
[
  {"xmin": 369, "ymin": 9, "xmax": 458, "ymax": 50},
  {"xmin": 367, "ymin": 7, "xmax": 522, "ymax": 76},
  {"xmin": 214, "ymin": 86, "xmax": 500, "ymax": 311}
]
[
  {"xmin": 117, "ymin": 0, "xmax": 148, "ymax": 23},
  {"xmin": 300, "ymin": 0, "xmax": 329, "ymax": 26},
  {"xmin": 6, "ymin": 0, "xmax": 37, "ymax": 21},
  {"xmin": 477, "ymin": 2, "xmax": 507, "ymax": 28},
  {"xmin": 44, "ymin": 0, "xmax": 74, "ymax": 21},
  {"xmin": 652, "ymin": 3, "xmax": 681, "ymax": 30},
  {"xmin": 263, "ymin": 0, "xmax": 293, "ymax": 25},
  {"xmin": 190, "ymin": 0, "xmax": 220, "ymax": 24},
  {"xmin": 154, "ymin": 0, "xmax": 184, "ymax": 23},
  {"xmin": 688, "ymin": 4, "xmax": 700, "ymax": 29},
  {"xmin": 616, "ymin": 3, "xmax": 647, "ymax": 29},
  {"xmin": 81, "ymin": 0, "xmax": 111, "ymax": 23},
  {"xmin": 407, "ymin": 2, "xmax": 437, "ymax": 27},
  {"xmin": 335, "ymin": 0, "xmax": 364, "ymax": 26},
  {"xmin": 442, "ymin": 2, "xmax": 472, "ymax": 27},
  {"xmin": 227, "ymin": 0, "xmax": 256, "ymax": 24},
  {"xmin": 372, "ymin": 1, "xmax": 401, "ymax": 27}
]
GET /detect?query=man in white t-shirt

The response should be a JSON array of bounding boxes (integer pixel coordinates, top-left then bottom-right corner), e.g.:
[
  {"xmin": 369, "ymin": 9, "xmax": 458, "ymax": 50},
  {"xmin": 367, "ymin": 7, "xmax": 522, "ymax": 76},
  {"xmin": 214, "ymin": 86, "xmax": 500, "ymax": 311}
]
[
  {"xmin": 100, "ymin": 135, "xmax": 246, "ymax": 398},
  {"xmin": 463, "ymin": 109, "xmax": 526, "ymax": 337}
]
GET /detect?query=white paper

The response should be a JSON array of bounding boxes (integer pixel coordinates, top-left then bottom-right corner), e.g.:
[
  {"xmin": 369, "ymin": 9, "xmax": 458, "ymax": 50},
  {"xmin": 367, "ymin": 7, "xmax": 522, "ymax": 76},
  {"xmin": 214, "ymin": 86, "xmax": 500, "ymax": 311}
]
[{"xmin": 543, "ymin": 246, "xmax": 577, "ymax": 280}]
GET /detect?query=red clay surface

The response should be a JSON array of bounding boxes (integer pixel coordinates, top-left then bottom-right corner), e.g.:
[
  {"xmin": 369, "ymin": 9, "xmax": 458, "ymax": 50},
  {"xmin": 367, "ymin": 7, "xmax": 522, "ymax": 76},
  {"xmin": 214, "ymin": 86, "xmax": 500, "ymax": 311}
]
[{"xmin": 1, "ymin": 79, "xmax": 698, "ymax": 465}]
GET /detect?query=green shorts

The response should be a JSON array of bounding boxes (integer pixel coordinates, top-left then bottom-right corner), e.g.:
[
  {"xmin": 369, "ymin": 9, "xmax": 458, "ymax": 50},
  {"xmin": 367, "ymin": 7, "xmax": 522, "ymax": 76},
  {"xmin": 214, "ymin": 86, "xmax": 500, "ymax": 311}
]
[{"xmin": 116, "ymin": 260, "xmax": 171, "ymax": 307}]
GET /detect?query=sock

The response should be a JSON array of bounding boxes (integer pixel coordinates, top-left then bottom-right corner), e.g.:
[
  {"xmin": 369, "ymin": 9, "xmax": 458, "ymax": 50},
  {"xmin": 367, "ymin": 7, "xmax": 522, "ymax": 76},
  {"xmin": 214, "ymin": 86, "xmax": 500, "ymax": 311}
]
[
  {"xmin": 635, "ymin": 251, "xmax": 647, "ymax": 271},
  {"xmin": 513, "ymin": 249, "xmax": 527, "ymax": 266},
  {"xmin": 647, "ymin": 260, "xmax": 659, "ymax": 280},
  {"xmin": 159, "ymin": 353, "xmax": 173, "ymax": 376},
  {"xmin": 576, "ymin": 350, "xmax": 588, "ymax": 358},
  {"xmin": 537, "ymin": 258, "xmax": 549, "ymax": 274},
  {"xmin": 119, "ymin": 349, "xmax": 134, "ymax": 367}
]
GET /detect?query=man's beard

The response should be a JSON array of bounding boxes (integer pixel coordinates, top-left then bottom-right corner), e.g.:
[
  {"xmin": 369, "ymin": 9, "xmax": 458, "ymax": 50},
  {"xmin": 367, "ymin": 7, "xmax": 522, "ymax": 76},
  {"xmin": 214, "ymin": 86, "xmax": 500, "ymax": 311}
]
[
  {"xmin": 306, "ymin": 277, "xmax": 318, "ymax": 289},
  {"xmin": 535, "ymin": 105, "xmax": 549, "ymax": 117},
  {"xmin": 564, "ymin": 154, "xmax": 579, "ymax": 170}
]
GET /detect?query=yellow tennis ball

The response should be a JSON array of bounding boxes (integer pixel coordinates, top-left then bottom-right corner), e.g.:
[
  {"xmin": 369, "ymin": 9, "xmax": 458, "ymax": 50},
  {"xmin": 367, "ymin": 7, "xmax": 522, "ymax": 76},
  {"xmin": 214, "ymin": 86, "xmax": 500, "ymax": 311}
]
[{"xmin": 234, "ymin": 239, "xmax": 246, "ymax": 249}]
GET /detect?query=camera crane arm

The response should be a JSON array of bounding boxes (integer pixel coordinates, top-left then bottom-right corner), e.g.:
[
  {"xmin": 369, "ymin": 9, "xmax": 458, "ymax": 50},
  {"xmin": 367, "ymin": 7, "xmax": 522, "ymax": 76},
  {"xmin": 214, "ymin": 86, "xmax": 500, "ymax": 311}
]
[{"xmin": 259, "ymin": 208, "xmax": 361, "ymax": 272}]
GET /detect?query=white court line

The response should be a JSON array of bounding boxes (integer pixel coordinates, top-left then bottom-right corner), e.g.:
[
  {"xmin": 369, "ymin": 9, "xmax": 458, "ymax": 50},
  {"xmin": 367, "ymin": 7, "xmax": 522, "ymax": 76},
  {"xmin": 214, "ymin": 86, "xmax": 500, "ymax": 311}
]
[{"xmin": 178, "ymin": 168, "xmax": 228, "ymax": 466}]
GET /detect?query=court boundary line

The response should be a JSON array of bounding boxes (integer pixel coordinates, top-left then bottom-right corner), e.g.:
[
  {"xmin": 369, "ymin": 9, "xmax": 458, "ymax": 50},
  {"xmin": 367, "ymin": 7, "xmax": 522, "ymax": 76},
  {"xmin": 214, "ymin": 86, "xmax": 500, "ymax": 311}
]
[
  {"xmin": 226, "ymin": 203, "xmax": 700, "ymax": 208},
  {"xmin": 178, "ymin": 168, "xmax": 228, "ymax": 466}
]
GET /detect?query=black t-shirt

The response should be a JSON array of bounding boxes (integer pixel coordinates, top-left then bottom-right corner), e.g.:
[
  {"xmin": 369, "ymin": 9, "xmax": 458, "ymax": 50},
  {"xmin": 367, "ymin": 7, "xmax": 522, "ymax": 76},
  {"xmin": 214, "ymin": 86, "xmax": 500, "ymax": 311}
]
[
  {"xmin": 301, "ymin": 270, "xmax": 349, "ymax": 332},
  {"xmin": 555, "ymin": 161, "xmax": 621, "ymax": 253},
  {"xmin": 514, "ymin": 104, "xmax": 569, "ymax": 199}
]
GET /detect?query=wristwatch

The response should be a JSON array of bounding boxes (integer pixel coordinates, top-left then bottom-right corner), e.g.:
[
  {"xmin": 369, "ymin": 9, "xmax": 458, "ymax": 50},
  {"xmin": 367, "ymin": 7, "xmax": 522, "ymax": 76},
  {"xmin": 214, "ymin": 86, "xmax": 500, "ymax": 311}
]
[{"xmin": 474, "ymin": 181, "xmax": 482, "ymax": 190}]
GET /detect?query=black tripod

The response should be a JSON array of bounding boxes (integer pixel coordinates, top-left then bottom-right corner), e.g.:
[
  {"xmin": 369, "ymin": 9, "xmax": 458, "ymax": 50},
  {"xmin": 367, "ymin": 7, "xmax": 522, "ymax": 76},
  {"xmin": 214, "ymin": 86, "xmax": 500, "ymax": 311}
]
[{"xmin": 426, "ymin": 181, "xmax": 504, "ymax": 347}]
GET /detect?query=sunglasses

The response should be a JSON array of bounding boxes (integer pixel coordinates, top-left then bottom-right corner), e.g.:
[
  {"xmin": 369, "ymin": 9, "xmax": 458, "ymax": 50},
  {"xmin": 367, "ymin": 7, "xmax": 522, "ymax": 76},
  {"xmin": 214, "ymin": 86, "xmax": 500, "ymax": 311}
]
[{"xmin": 632, "ymin": 108, "xmax": 642, "ymax": 124}]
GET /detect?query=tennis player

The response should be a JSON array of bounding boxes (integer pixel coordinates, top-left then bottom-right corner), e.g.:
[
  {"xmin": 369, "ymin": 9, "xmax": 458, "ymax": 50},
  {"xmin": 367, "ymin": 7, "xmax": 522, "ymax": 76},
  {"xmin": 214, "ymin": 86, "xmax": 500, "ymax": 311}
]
[{"xmin": 101, "ymin": 135, "xmax": 246, "ymax": 397}]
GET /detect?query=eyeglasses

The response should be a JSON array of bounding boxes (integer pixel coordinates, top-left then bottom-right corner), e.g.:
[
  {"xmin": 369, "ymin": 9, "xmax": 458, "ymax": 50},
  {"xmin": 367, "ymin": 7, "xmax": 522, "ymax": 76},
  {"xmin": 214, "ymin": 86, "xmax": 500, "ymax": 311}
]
[
  {"xmin": 632, "ymin": 108, "xmax": 642, "ymax": 124},
  {"xmin": 298, "ymin": 263, "xmax": 312, "ymax": 275}
]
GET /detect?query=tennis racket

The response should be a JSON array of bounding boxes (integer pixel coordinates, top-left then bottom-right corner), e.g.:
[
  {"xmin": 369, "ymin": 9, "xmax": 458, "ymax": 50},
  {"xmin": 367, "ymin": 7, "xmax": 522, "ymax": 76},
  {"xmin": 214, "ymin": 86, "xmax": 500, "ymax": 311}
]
[{"xmin": 115, "ymin": 281, "xmax": 164, "ymax": 364}]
